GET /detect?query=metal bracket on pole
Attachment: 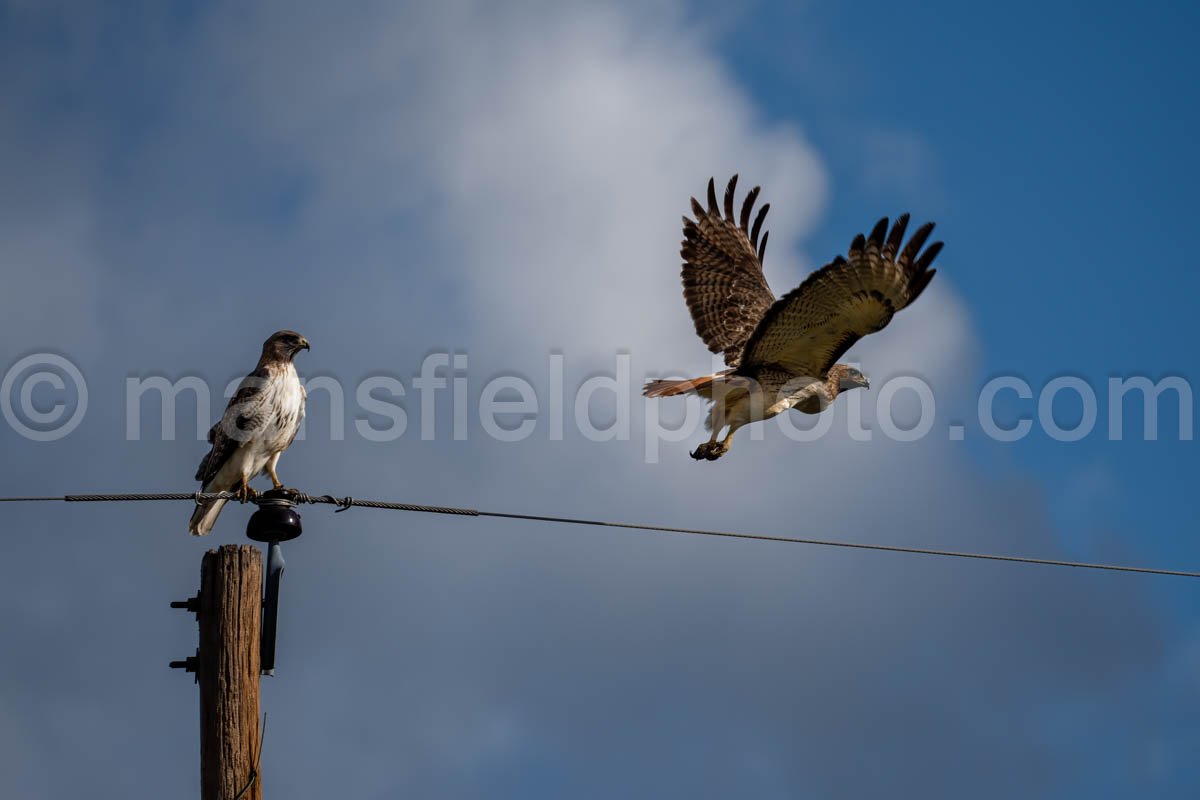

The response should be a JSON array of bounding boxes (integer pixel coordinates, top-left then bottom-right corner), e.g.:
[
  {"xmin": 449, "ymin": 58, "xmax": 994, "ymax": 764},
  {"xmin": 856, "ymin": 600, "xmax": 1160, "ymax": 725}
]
[
  {"xmin": 170, "ymin": 591, "xmax": 202, "ymax": 682},
  {"xmin": 246, "ymin": 489, "xmax": 303, "ymax": 676},
  {"xmin": 261, "ymin": 541, "xmax": 285, "ymax": 676}
]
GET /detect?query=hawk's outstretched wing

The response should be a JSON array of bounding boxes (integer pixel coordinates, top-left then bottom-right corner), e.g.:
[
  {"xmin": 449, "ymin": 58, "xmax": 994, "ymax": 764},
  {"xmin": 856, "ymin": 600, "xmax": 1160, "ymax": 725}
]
[
  {"xmin": 680, "ymin": 175, "xmax": 776, "ymax": 368},
  {"xmin": 739, "ymin": 214, "xmax": 940, "ymax": 378},
  {"xmin": 194, "ymin": 367, "xmax": 271, "ymax": 487}
]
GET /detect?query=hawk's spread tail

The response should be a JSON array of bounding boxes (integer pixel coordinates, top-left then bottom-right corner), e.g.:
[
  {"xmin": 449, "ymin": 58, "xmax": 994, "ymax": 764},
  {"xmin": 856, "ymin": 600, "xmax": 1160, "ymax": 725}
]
[
  {"xmin": 643, "ymin": 371, "xmax": 731, "ymax": 399},
  {"xmin": 188, "ymin": 497, "xmax": 227, "ymax": 536}
]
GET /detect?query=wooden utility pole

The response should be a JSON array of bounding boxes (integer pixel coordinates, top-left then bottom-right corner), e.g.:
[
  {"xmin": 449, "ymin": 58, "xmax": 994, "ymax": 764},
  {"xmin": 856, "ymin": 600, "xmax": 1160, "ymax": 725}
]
[
  {"xmin": 175, "ymin": 496, "xmax": 300, "ymax": 796},
  {"xmin": 198, "ymin": 545, "xmax": 263, "ymax": 800}
]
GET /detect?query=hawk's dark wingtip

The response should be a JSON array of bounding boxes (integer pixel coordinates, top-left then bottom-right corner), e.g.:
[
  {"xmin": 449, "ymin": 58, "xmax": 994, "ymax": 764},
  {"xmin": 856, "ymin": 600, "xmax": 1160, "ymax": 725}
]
[
  {"xmin": 914, "ymin": 240, "xmax": 943, "ymax": 273},
  {"xmin": 868, "ymin": 217, "xmax": 889, "ymax": 247}
]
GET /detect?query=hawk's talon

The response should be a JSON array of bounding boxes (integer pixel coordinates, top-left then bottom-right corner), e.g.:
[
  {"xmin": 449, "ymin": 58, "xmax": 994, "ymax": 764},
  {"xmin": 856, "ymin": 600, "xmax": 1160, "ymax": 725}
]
[
  {"xmin": 690, "ymin": 441, "xmax": 728, "ymax": 461},
  {"xmin": 235, "ymin": 484, "xmax": 260, "ymax": 503}
]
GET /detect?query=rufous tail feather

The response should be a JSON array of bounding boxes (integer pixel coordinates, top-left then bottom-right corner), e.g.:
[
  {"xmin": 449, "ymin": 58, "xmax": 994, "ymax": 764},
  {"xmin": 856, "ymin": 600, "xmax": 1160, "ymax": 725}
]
[{"xmin": 643, "ymin": 372, "xmax": 728, "ymax": 398}]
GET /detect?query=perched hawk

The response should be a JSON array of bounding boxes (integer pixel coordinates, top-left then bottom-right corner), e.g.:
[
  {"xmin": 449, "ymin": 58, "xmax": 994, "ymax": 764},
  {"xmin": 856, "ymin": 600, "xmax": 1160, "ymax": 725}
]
[
  {"xmin": 188, "ymin": 330, "xmax": 310, "ymax": 535},
  {"xmin": 645, "ymin": 176, "xmax": 941, "ymax": 461}
]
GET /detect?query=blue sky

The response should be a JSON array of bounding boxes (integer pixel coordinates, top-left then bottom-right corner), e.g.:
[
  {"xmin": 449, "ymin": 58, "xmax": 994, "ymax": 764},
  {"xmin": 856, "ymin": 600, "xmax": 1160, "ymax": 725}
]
[{"xmin": 1, "ymin": 1, "xmax": 1197, "ymax": 797}]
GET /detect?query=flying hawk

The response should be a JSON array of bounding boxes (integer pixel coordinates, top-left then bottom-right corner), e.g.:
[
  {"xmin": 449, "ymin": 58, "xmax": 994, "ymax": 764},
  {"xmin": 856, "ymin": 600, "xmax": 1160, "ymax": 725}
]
[
  {"xmin": 644, "ymin": 176, "xmax": 941, "ymax": 461},
  {"xmin": 188, "ymin": 330, "xmax": 310, "ymax": 535}
]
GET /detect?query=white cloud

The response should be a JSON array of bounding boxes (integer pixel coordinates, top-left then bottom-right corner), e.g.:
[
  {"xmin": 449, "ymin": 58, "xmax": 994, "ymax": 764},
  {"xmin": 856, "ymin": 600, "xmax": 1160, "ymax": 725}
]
[{"xmin": 202, "ymin": 0, "xmax": 828, "ymax": 368}]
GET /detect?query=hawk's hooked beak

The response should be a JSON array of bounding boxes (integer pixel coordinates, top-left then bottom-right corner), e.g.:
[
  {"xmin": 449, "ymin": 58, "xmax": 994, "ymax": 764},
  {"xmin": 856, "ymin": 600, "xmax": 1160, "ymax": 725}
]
[
  {"xmin": 861, "ymin": 376, "xmax": 870, "ymax": 389},
  {"xmin": 299, "ymin": 337, "xmax": 311, "ymax": 352}
]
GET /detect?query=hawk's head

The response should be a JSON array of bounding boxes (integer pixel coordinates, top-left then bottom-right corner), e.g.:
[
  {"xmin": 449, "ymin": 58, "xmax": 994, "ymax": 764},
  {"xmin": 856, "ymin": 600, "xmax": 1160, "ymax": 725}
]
[
  {"xmin": 834, "ymin": 365, "xmax": 870, "ymax": 392},
  {"xmin": 262, "ymin": 330, "xmax": 311, "ymax": 362}
]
